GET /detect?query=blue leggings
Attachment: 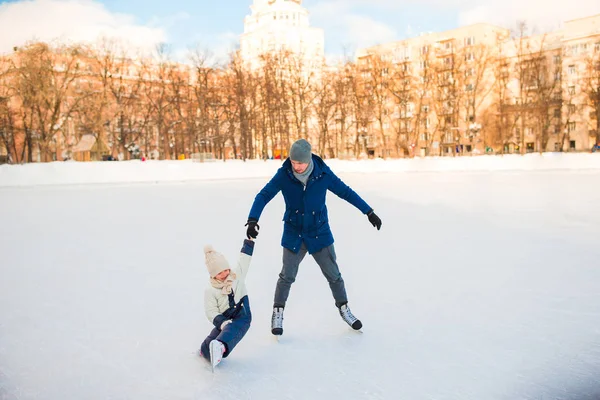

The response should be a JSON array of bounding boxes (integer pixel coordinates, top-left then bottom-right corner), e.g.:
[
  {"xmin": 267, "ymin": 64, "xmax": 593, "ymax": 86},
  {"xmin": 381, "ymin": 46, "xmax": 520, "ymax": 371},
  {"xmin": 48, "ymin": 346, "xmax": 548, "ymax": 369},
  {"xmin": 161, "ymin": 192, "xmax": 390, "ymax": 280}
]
[{"xmin": 200, "ymin": 296, "xmax": 252, "ymax": 360}]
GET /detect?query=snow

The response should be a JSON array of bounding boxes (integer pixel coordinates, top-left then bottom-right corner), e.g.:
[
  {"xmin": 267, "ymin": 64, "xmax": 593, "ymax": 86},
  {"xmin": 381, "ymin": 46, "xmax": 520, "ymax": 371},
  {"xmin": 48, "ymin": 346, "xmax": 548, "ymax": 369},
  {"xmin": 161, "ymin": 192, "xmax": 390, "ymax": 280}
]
[
  {"xmin": 1, "ymin": 155, "xmax": 600, "ymax": 400},
  {"xmin": 1, "ymin": 152, "xmax": 600, "ymax": 187}
]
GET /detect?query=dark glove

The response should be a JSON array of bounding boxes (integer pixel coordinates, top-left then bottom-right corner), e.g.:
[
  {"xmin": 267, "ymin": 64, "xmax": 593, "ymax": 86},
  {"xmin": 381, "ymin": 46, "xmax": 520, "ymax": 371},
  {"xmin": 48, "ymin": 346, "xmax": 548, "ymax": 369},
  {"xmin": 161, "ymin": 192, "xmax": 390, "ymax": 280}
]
[
  {"xmin": 245, "ymin": 218, "xmax": 260, "ymax": 239},
  {"xmin": 367, "ymin": 210, "xmax": 382, "ymax": 230}
]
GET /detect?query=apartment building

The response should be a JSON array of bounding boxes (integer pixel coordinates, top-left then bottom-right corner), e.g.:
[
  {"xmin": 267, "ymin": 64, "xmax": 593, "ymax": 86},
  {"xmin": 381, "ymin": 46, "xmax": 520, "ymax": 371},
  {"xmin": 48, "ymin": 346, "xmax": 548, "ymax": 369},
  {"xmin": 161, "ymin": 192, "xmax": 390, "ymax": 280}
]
[
  {"xmin": 560, "ymin": 15, "xmax": 600, "ymax": 151},
  {"xmin": 356, "ymin": 15, "xmax": 600, "ymax": 156},
  {"xmin": 240, "ymin": 0, "xmax": 324, "ymax": 74}
]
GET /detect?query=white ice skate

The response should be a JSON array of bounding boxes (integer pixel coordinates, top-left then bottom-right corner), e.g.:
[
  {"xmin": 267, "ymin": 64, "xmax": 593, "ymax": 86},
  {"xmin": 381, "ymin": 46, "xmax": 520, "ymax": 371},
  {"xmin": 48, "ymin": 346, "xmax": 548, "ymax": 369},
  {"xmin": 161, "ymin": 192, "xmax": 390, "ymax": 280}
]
[
  {"xmin": 209, "ymin": 340, "xmax": 225, "ymax": 372},
  {"xmin": 271, "ymin": 307, "xmax": 284, "ymax": 337},
  {"xmin": 339, "ymin": 304, "xmax": 363, "ymax": 331}
]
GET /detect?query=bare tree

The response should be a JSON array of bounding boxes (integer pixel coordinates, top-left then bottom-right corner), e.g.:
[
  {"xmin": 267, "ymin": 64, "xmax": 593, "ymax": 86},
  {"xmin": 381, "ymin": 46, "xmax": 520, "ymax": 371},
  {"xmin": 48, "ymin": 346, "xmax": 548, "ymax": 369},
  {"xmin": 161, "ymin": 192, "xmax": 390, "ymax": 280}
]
[
  {"xmin": 285, "ymin": 51, "xmax": 317, "ymax": 144},
  {"xmin": 257, "ymin": 51, "xmax": 292, "ymax": 159},
  {"xmin": 189, "ymin": 48, "xmax": 218, "ymax": 156},
  {"xmin": 506, "ymin": 23, "xmax": 561, "ymax": 154},
  {"xmin": 142, "ymin": 45, "xmax": 178, "ymax": 159},
  {"xmin": 581, "ymin": 46, "xmax": 600, "ymax": 147},
  {"xmin": 13, "ymin": 43, "xmax": 88, "ymax": 162},
  {"xmin": 348, "ymin": 60, "xmax": 374, "ymax": 157},
  {"xmin": 0, "ymin": 57, "xmax": 17, "ymax": 162},
  {"xmin": 432, "ymin": 42, "xmax": 465, "ymax": 156},
  {"xmin": 313, "ymin": 69, "xmax": 337, "ymax": 157},
  {"xmin": 387, "ymin": 56, "xmax": 415, "ymax": 157},
  {"xmin": 364, "ymin": 53, "xmax": 392, "ymax": 158},
  {"xmin": 491, "ymin": 32, "xmax": 513, "ymax": 154},
  {"xmin": 225, "ymin": 53, "xmax": 255, "ymax": 160},
  {"xmin": 331, "ymin": 62, "xmax": 354, "ymax": 158},
  {"xmin": 461, "ymin": 42, "xmax": 497, "ymax": 153}
]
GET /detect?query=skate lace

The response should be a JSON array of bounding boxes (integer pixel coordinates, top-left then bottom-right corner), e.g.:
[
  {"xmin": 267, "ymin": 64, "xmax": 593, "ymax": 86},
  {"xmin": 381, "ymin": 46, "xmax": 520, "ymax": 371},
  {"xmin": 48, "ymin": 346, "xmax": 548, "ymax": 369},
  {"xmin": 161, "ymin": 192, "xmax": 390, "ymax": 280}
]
[
  {"xmin": 340, "ymin": 305, "xmax": 357, "ymax": 324},
  {"xmin": 271, "ymin": 308, "xmax": 284, "ymax": 328}
]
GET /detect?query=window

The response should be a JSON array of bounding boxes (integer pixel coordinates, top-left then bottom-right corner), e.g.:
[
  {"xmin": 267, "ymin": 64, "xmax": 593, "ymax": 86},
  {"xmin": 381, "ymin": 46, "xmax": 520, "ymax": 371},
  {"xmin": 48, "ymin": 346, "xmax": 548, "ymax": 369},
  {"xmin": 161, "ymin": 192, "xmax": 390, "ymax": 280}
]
[
  {"xmin": 465, "ymin": 36, "xmax": 475, "ymax": 46},
  {"xmin": 554, "ymin": 72, "xmax": 561, "ymax": 81},
  {"xmin": 525, "ymin": 127, "xmax": 534, "ymax": 136},
  {"xmin": 422, "ymin": 105, "xmax": 430, "ymax": 113},
  {"xmin": 465, "ymin": 83, "xmax": 474, "ymax": 91},
  {"xmin": 554, "ymin": 109, "xmax": 560, "ymax": 117},
  {"xmin": 465, "ymin": 52, "xmax": 474, "ymax": 62},
  {"xmin": 568, "ymin": 65, "xmax": 576, "ymax": 75},
  {"xmin": 421, "ymin": 45, "xmax": 429, "ymax": 54},
  {"xmin": 571, "ymin": 45, "xmax": 578, "ymax": 55},
  {"xmin": 595, "ymin": 42, "xmax": 600, "ymax": 52},
  {"xmin": 569, "ymin": 104, "xmax": 576, "ymax": 114},
  {"xmin": 465, "ymin": 67, "xmax": 475, "ymax": 77},
  {"xmin": 526, "ymin": 142, "xmax": 535, "ymax": 153},
  {"xmin": 568, "ymin": 121, "xmax": 576, "ymax": 132},
  {"xmin": 420, "ymin": 133, "xmax": 428, "ymax": 141},
  {"xmin": 554, "ymin": 142, "xmax": 561, "ymax": 151},
  {"xmin": 553, "ymin": 55, "xmax": 561, "ymax": 64},
  {"xmin": 570, "ymin": 140, "xmax": 576, "ymax": 150},
  {"xmin": 568, "ymin": 86, "xmax": 576, "ymax": 95},
  {"xmin": 554, "ymin": 126, "xmax": 561, "ymax": 135}
]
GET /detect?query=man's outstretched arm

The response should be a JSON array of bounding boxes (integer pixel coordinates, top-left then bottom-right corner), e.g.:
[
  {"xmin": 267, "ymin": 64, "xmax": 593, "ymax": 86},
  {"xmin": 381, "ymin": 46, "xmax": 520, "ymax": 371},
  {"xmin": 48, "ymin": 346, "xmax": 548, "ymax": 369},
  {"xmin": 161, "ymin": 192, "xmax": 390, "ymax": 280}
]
[
  {"xmin": 246, "ymin": 171, "xmax": 283, "ymax": 238},
  {"xmin": 328, "ymin": 171, "xmax": 382, "ymax": 230},
  {"xmin": 327, "ymin": 171, "xmax": 372, "ymax": 213}
]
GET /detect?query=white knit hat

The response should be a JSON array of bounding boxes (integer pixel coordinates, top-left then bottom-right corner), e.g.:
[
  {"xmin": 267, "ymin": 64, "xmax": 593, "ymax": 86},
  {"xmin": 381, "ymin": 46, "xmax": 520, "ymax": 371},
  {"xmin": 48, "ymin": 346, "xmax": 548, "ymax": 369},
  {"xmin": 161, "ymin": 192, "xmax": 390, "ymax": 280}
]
[{"xmin": 204, "ymin": 245, "xmax": 230, "ymax": 278}]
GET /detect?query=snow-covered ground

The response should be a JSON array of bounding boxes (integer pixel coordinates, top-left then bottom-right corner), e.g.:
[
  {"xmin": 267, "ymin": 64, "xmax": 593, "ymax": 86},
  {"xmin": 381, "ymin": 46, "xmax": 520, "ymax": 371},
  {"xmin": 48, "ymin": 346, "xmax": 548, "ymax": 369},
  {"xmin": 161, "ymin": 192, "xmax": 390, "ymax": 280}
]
[
  {"xmin": 1, "ymin": 152, "xmax": 600, "ymax": 187},
  {"xmin": 1, "ymin": 155, "xmax": 600, "ymax": 400}
]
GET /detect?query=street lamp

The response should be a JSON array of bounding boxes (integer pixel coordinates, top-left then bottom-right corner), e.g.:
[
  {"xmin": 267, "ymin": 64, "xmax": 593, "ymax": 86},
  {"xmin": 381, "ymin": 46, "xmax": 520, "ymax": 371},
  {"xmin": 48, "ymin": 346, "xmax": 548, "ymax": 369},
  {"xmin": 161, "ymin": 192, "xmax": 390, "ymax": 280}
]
[
  {"xmin": 358, "ymin": 126, "xmax": 368, "ymax": 157},
  {"xmin": 468, "ymin": 122, "xmax": 482, "ymax": 154}
]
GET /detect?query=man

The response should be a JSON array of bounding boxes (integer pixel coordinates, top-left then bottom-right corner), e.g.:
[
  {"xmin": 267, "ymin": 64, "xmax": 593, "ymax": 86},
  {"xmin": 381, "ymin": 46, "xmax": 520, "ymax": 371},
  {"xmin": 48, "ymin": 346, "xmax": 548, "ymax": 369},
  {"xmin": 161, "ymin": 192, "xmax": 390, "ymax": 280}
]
[{"xmin": 246, "ymin": 139, "xmax": 382, "ymax": 335}]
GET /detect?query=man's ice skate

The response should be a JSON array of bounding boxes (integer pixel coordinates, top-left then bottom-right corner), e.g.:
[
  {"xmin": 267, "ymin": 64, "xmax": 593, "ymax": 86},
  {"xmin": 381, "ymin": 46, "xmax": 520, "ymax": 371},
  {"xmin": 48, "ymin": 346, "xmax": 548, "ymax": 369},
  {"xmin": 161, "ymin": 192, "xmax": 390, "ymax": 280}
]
[
  {"xmin": 339, "ymin": 304, "xmax": 362, "ymax": 331},
  {"xmin": 209, "ymin": 340, "xmax": 225, "ymax": 372},
  {"xmin": 271, "ymin": 307, "xmax": 284, "ymax": 336}
]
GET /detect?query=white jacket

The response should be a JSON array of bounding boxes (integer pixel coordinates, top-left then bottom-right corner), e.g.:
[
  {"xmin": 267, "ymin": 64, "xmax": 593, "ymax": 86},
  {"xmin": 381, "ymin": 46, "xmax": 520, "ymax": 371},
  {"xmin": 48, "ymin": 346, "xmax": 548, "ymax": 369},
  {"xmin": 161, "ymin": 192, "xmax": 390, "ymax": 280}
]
[{"xmin": 204, "ymin": 242, "xmax": 253, "ymax": 325}]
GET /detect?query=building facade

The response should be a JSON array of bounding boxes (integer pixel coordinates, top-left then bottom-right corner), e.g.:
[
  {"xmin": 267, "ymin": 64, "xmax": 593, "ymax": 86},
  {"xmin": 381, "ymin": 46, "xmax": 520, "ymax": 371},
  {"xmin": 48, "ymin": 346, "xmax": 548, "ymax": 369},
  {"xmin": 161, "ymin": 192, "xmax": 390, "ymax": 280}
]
[
  {"xmin": 356, "ymin": 15, "xmax": 600, "ymax": 156},
  {"xmin": 240, "ymin": 0, "xmax": 324, "ymax": 73}
]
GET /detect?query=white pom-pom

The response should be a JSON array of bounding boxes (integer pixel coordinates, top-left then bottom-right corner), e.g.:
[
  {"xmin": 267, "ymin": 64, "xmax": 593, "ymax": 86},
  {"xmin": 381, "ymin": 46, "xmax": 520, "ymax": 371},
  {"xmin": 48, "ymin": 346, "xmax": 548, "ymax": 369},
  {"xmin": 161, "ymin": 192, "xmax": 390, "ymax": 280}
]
[{"xmin": 204, "ymin": 245, "xmax": 215, "ymax": 254}]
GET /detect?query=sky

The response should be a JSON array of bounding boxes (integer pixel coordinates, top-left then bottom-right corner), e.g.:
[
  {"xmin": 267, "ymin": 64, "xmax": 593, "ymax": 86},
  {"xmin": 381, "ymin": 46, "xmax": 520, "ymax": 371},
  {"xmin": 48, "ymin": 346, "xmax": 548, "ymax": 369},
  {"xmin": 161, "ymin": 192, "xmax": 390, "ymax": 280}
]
[{"xmin": 0, "ymin": 0, "xmax": 600, "ymax": 61}]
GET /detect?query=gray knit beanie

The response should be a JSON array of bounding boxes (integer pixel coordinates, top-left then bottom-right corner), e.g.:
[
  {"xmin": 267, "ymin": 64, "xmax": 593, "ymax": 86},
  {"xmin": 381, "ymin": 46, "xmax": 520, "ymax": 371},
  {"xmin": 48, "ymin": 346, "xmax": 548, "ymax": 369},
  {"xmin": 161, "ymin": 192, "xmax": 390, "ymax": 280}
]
[{"xmin": 289, "ymin": 139, "xmax": 312, "ymax": 163}]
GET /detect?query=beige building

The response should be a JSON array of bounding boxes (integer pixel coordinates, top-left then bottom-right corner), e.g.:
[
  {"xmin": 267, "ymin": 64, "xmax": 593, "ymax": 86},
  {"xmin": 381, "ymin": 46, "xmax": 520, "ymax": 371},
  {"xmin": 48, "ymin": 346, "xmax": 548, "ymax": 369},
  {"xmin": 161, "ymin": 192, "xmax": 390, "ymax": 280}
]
[
  {"xmin": 559, "ymin": 15, "xmax": 600, "ymax": 151},
  {"xmin": 356, "ymin": 15, "xmax": 600, "ymax": 156},
  {"xmin": 240, "ymin": 0, "xmax": 324, "ymax": 73},
  {"xmin": 356, "ymin": 23, "xmax": 510, "ymax": 157}
]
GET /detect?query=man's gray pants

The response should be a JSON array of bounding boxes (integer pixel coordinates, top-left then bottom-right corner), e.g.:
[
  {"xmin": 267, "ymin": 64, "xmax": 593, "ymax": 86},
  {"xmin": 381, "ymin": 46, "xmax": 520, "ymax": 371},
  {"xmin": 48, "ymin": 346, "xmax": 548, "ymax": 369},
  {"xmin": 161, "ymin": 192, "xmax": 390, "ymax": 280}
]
[{"xmin": 273, "ymin": 242, "xmax": 347, "ymax": 308}]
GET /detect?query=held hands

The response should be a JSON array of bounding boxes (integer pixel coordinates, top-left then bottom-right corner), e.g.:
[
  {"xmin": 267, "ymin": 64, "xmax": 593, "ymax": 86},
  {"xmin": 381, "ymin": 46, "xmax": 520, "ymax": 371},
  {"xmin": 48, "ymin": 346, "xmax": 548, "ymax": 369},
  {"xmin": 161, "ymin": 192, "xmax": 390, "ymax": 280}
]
[
  {"xmin": 245, "ymin": 218, "xmax": 260, "ymax": 239},
  {"xmin": 367, "ymin": 210, "xmax": 382, "ymax": 230}
]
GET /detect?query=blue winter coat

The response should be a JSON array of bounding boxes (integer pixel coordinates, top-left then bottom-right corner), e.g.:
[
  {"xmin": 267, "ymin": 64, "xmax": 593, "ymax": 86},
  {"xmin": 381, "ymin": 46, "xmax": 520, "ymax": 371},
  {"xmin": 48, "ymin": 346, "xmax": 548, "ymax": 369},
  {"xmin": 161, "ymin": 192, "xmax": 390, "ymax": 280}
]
[{"xmin": 248, "ymin": 154, "xmax": 372, "ymax": 254}]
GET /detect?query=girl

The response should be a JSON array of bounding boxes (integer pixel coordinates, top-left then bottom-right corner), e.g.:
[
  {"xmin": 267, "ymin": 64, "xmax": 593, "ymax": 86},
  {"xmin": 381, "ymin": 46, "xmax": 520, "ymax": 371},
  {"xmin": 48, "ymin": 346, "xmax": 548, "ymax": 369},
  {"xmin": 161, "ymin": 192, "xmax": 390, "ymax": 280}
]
[{"xmin": 200, "ymin": 239, "xmax": 255, "ymax": 370}]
